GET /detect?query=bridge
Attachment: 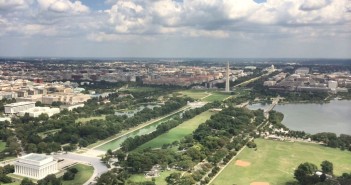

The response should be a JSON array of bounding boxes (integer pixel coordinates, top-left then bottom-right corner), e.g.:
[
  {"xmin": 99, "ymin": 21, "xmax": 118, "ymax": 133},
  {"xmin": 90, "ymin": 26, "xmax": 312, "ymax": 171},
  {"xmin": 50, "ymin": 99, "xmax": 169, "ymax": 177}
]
[
  {"xmin": 263, "ymin": 96, "xmax": 282, "ymax": 118},
  {"xmin": 264, "ymin": 96, "xmax": 282, "ymax": 113}
]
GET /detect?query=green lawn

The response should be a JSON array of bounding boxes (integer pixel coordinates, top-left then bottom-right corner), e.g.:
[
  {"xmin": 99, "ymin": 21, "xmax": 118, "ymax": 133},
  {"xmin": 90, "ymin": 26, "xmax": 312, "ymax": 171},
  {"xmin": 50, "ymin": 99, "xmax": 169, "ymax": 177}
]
[
  {"xmin": 203, "ymin": 91, "xmax": 231, "ymax": 102},
  {"xmin": 38, "ymin": 129, "xmax": 61, "ymax": 138},
  {"xmin": 0, "ymin": 141, "xmax": 6, "ymax": 152},
  {"xmin": 178, "ymin": 90, "xmax": 209, "ymax": 100},
  {"xmin": 123, "ymin": 87, "xmax": 162, "ymax": 92},
  {"xmin": 137, "ymin": 111, "xmax": 214, "ymax": 150},
  {"xmin": 6, "ymin": 181, "xmax": 20, "ymax": 185},
  {"xmin": 128, "ymin": 170, "xmax": 181, "ymax": 185},
  {"xmin": 212, "ymin": 139, "xmax": 351, "ymax": 185},
  {"xmin": 75, "ymin": 115, "xmax": 106, "ymax": 123},
  {"xmin": 62, "ymin": 164, "xmax": 94, "ymax": 185}
]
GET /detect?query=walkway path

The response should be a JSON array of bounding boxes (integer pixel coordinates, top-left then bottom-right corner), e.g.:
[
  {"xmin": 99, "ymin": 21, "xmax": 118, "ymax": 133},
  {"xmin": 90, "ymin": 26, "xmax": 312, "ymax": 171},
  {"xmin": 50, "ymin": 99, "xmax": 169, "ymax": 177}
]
[
  {"xmin": 207, "ymin": 138, "xmax": 253, "ymax": 185},
  {"xmin": 54, "ymin": 152, "xmax": 108, "ymax": 185}
]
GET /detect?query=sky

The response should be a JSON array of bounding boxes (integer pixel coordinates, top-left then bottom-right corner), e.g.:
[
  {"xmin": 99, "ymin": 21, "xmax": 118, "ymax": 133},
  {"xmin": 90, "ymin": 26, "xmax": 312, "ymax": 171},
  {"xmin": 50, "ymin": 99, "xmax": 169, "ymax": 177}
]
[{"xmin": 0, "ymin": 0, "xmax": 350, "ymax": 58}]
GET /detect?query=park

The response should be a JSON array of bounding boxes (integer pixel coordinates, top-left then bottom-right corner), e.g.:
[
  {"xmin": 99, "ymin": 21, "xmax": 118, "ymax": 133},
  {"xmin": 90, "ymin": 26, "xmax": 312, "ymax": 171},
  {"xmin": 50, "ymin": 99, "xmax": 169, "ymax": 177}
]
[{"xmin": 211, "ymin": 139, "xmax": 351, "ymax": 185}]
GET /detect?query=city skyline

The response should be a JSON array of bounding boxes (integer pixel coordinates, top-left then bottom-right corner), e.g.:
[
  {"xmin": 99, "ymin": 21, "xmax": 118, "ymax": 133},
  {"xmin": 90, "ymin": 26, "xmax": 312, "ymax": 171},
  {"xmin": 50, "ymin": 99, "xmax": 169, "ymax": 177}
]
[{"xmin": 0, "ymin": 0, "xmax": 350, "ymax": 58}]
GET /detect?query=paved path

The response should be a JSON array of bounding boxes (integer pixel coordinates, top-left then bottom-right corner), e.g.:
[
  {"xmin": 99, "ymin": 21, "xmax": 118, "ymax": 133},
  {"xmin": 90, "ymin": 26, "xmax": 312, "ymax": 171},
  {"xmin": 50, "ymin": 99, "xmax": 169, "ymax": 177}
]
[
  {"xmin": 207, "ymin": 138, "xmax": 253, "ymax": 185},
  {"xmin": 54, "ymin": 152, "xmax": 108, "ymax": 185}
]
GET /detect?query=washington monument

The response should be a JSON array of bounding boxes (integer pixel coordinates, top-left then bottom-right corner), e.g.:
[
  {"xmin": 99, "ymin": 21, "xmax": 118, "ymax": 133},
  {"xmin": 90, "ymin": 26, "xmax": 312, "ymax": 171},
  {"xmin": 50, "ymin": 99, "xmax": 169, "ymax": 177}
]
[{"xmin": 225, "ymin": 62, "xmax": 230, "ymax": 92}]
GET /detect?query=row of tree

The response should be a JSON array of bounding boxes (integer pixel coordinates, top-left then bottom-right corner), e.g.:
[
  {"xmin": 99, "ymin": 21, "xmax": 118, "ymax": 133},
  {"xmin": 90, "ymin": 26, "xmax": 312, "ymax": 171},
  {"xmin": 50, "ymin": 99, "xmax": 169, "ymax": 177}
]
[
  {"xmin": 294, "ymin": 161, "xmax": 351, "ymax": 185},
  {"xmin": 12, "ymin": 96, "xmax": 192, "ymax": 155},
  {"xmin": 96, "ymin": 106, "xmax": 265, "ymax": 184},
  {"xmin": 120, "ymin": 102, "xmax": 220, "ymax": 152}
]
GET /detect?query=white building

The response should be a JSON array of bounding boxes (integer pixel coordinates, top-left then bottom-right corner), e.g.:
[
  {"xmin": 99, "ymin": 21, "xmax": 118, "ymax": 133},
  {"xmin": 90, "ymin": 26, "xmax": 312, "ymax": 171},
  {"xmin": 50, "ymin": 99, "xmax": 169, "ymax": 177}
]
[
  {"xmin": 295, "ymin": 67, "xmax": 310, "ymax": 75},
  {"xmin": 4, "ymin": 102, "xmax": 36, "ymax": 114},
  {"xmin": 0, "ymin": 91, "xmax": 18, "ymax": 100},
  {"xmin": 0, "ymin": 117, "xmax": 11, "ymax": 123},
  {"xmin": 14, "ymin": 153, "xmax": 58, "ymax": 180},
  {"xmin": 18, "ymin": 107, "xmax": 60, "ymax": 117},
  {"xmin": 60, "ymin": 103, "xmax": 84, "ymax": 111},
  {"xmin": 328, "ymin": 80, "xmax": 338, "ymax": 90},
  {"xmin": 263, "ymin": 81, "xmax": 277, "ymax": 86}
]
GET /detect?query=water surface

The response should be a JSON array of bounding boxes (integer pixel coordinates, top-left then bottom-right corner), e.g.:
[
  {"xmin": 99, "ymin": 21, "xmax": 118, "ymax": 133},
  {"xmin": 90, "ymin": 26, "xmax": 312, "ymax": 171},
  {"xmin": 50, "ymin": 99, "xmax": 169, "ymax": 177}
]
[{"xmin": 248, "ymin": 100, "xmax": 351, "ymax": 135}]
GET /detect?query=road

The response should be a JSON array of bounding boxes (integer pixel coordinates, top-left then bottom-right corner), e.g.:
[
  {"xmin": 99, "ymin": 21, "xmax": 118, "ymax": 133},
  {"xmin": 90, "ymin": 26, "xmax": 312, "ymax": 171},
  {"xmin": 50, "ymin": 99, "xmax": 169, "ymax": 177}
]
[
  {"xmin": 54, "ymin": 153, "xmax": 108, "ymax": 185},
  {"xmin": 234, "ymin": 70, "xmax": 275, "ymax": 88}
]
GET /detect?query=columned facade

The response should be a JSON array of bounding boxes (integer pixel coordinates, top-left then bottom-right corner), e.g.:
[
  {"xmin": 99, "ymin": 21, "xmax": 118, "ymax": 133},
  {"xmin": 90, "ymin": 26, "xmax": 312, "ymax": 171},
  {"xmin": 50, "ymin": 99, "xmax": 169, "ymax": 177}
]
[{"xmin": 14, "ymin": 153, "xmax": 58, "ymax": 180}]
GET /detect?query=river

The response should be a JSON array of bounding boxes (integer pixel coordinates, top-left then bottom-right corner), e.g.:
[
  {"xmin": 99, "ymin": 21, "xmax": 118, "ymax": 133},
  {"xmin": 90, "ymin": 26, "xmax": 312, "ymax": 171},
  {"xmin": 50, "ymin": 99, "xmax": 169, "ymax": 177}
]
[{"xmin": 248, "ymin": 100, "xmax": 351, "ymax": 135}]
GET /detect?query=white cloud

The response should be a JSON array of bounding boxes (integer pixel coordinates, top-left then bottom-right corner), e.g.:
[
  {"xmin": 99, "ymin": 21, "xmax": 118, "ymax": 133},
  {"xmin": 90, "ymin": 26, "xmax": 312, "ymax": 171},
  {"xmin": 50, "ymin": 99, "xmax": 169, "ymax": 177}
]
[
  {"xmin": 0, "ymin": 0, "xmax": 31, "ymax": 10},
  {"xmin": 37, "ymin": 0, "xmax": 89, "ymax": 14},
  {"xmin": 102, "ymin": 0, "xmax": 350, "ymax": 40},
  {"xmin": 299, "ymin": 0, "xmax": 331, "ymax": 11},
  {"xmin": 0, "ymin": 0, "xmax": 350, "ymax": 45}
]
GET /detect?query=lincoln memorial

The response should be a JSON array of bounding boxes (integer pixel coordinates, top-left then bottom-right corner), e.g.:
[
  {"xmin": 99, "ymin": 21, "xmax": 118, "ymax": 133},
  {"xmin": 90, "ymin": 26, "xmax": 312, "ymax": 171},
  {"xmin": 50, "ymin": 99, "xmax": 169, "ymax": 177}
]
[{"xmin": 14, "ymin": 153, "xmax": 58, "ymax": 179}]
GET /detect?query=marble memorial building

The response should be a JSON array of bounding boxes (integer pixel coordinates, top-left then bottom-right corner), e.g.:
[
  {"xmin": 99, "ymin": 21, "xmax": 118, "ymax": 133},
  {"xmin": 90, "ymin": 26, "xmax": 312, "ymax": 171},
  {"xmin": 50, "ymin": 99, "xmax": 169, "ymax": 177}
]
[{"xmin": 14, "ymin": 153, "xmax": 58, "ymax": 179}]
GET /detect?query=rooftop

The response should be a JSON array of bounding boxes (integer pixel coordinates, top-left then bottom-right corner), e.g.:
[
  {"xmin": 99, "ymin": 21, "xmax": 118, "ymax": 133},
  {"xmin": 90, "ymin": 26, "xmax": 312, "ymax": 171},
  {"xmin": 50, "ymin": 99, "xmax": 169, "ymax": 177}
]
[
  {"xmin": 22, "ymin": 153, "xmax": 49, "ymax": 162},
  {"xmin": 4, "ymin": 102, "xmax": 35, "ymax": 107}
]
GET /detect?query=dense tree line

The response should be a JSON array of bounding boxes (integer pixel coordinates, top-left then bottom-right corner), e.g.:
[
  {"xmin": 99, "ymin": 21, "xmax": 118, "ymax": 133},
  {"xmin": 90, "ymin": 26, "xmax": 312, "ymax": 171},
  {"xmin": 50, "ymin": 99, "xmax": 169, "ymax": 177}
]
[
  {"xmin": 268, "ymin": 110, "xmax": 286, "ymax": 128},
  {"xmin": 311, "ymin": 133, "xmax": 351, "ymax": 151},
  {"xmin": 97, "ymin": 106, "xmax": 264, "ymax": 184},
  {"xmin": 293, "ymin": 161, "xmax": 351, "ymax": 185},
  {"xmin": 0, "ymin": 165, "xmax": 14, "ymax": 184},
  {"xmin": 13, "ymin": 96, "xmax": 191, "ymax": 154}
]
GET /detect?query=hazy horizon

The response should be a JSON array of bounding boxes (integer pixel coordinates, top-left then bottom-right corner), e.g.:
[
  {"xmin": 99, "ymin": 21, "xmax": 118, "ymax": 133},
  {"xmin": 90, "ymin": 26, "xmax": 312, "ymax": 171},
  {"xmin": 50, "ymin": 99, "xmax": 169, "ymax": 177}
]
[{"xmin": 0, "ymin": 0, "xmax": 350, "ymax": 58}]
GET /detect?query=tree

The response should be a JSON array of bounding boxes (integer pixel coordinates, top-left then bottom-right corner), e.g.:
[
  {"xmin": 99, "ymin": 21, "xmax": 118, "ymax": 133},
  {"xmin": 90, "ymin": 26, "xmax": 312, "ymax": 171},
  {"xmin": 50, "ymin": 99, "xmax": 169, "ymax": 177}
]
[
  {"xmin": 63, "ymin": 171, "xmax": 75, "ymax": 180},
  {"xmin": 320, "ymin": 173, "xmax": 327, "ymax": 182},
  {"xmin": 321, "ymin": 160, "xmax": 333, "ymax": 175},
  {"xmin": 179, "ymin": 176, "xmax": 196, "ymax": 185},
  {"xmin": 37, "ymin": 142, "xmax": 48, "ymax": 153},
  {"xmin": 35, "ymin": 101, "xmax": 43, "ymax": 107},
  {"xmin": 96, "ymin": 171, "xmax": 122, "ymax": 185},
  {"xmin": 115, "ymin": 150, "xmax": 126, "ymax": 162},
  {"xmin": 0, "ymin": 174, "xmax": 12, "ymax": 183},
  {"xmin": 294, "ymin": 162, "xmax": 318, "ymax": 185},
  {"xmin": 26, "ymin": 143, "xmax": 38, "ymax": 153},
  {"xmin": 37, "ymin": 174, "xmax": 61, "ymax": 185},
  {"xmin": 21, "ymin": 178, "xmax": 35, "ymax": 185},
  {"xmin": 68, "ymin": 167, "xmax": 78, "ymax": 174},
  {"xmin": 2, "ymin": 164, "xmax": 14, "ymax": 174},
  {"xmin": 78, "ymin": 139, "xmax": 89, "ymax": 148},
  {"xmin": 165, "ymin": 172, "xmax": 181, "ymax": 185},
  {"xmin": 337, "ymin": 173, "xmax": 351, "ymax": 185}
]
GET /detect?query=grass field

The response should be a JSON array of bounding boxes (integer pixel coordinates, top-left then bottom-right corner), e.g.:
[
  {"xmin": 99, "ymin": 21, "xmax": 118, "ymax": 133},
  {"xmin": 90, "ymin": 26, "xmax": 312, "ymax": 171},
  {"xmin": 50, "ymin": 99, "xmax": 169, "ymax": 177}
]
[
  {"xmin": 178, "ymin": 90, "xmax": 231, "ymax": 102},
  {"xmin": 136, "ymin": 110, "xmax": 215, "ymax": 150},
  {"xmin": 62, "ymin": 164, "xmax": 94, "ymax": 185},
  {"xmin": 128, "ymin": 170, "xmax": 181, "ymax": 185},
  {"xmin": 211, "ymin": 139, "xmax": 351, "ymax": 185},
  {"xmin": 203, "ymin": 91, "xmax": 231, "ymax": 102},
  {"xmin": 123, "ymin": 87, "xmax": 162, "ymax": 92},
  {"xmin": 95, "ymin": 112, "xmax": 179, "ymax": 151},
  {"xmin": 75, "ymin": 115, "xmax": 106, "ymax": 123},
  {"xmin": 178, "ymin": 90, "xmax": 210, "ymax": 100},
  {"xmin": 6, "ymin": 181, "xmax": 20, "ymax": 185},
  {"xmin": 0, "ymin": 141, "xmax": 6, "ymax": 152}
]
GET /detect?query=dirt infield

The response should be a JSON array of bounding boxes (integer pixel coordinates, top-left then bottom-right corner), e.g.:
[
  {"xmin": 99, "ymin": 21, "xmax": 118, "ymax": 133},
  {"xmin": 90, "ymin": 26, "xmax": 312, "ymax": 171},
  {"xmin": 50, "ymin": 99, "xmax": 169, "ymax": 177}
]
[
  {"xmin": 235, "ymin": 160, "xmax": 251, "ymax": 167},
  {"xmin": 250, "ymin": 182, "xmax": 270, "ymax": 185}
]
